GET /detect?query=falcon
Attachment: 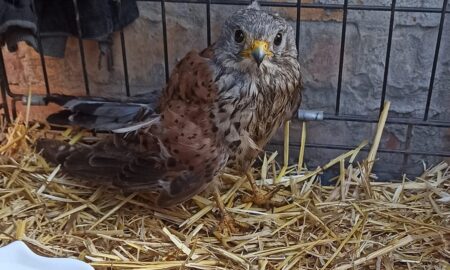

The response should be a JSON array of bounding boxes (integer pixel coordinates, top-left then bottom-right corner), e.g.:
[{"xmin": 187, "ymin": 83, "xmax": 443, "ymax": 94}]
[{"xmin": 37, "ymin": 1, "xmax": 302, "ymax": 228}]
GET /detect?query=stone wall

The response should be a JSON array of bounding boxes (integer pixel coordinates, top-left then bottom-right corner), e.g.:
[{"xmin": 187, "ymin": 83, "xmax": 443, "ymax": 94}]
[{"xmin": 2, "ymin": 0, "xmax": 450, "ymax": 179}]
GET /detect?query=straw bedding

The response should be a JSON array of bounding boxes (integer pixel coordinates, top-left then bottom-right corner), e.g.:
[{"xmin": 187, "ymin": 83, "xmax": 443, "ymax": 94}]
[{"xmin": 0, "ymin": 102, "xmax": 449, "ymax": 269}]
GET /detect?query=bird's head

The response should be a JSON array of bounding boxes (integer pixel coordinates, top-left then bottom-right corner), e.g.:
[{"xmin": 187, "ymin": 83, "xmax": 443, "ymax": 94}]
[{"xmin": 214, "ymin": 1, "xmax": 298, "ymax": 72}]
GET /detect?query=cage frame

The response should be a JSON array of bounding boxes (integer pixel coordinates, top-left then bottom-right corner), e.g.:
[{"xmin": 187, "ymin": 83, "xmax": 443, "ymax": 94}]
[{"xmin": 0, "ymin": 0, "xmax": 449, "ymax": 171}]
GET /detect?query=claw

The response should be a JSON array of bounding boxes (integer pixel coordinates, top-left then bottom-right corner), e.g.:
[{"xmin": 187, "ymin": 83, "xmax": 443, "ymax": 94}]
[
  {"xmin": 213, "ymin": 184, "xmax": 249, "ymax": 238},
  {"xmin": 221, "ymin": 213, "xmax": 239, "ymax": 234},
  {"xmin": 214, "ymin": 211, "xmax": 250, "ymax": 248},
  {"xmin": 242, "ymin": 172, "xmax": 284, "ymax": 208}
]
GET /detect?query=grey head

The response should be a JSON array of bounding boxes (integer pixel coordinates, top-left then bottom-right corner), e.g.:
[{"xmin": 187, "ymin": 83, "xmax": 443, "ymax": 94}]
[{"xmin": 213, "ymin": 1, "xmax": 298, "ymax": 73}]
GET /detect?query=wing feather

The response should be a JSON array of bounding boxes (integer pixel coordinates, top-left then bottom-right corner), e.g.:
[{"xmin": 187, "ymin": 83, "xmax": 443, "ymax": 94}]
[{"xmin": 37, "ymin": 47, "xmax": 228, "ymax": 207}]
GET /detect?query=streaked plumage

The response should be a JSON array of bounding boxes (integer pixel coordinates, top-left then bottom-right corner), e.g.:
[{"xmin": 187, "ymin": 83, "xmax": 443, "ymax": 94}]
[{"xmin": 37, "ymin": 2, "xmax": 302, "ymax": 207}]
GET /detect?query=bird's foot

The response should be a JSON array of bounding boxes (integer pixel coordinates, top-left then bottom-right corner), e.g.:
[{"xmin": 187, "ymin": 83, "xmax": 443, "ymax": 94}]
[
  {"xmin": 242, "ymin": 185, "xmax": 284, "ymax": 208},
  {"xmin": 213, "ymin": 185, "xmax": 249, "ymax": 238},
  {"xmin": 243, "ymin": 171, "xmax": 285, "ymax": 208},
  {"xmin": 214, "ymin": 212, "xmax": 250, "ymax": 248},
  {"xmin": 217, "ymin": 212, "xmax": 249, "ymax": 235}
]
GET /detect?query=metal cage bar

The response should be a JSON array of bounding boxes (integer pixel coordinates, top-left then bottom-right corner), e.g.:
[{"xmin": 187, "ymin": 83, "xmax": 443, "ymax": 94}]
[
  {"xmin": 0, "ymin": 51, "xmax": 21, "ymax": 99},
  {"xmin": 120, "ymin": 30, "xmax": 131, "ymax": 97},
  {"xmin": 206, "ymin": 0, "xmax": 212, "ymax": 47},
  {"xmin": 271, "ymin": 141, "xmax": 450, "ymax": 158},
  {"xmin": 161, "ymin": 0, "xmax": 170, "ymax": 83},
  {"xmin": 423, "ymin": 0, "xmax": 448, "ymax": 121},
  {"xmin": 295, "ymin": 0, "xmax": 301, "ymax": 52},
  {"xmin": 0, "ymin": 63, "xmax": 10, "ymax": 123},
  {"xmin": 379, "ymin": 0, "xmax": 396, "ymax": 113},
  {"xmin": 31, "ymin": 0, "xmax": 51, "ymax": 95},
  {"xmin": 136, "ymin": 0, "xmax": 450, "ymax": 14},
  {"xmin": 324, "ymin": 113, "xmax": 450, "ymax": 128},
  {"xmin": 73, "ymin": 0, "xmax": 91, "ymax": 95},
  {"xmin": 117, "ymin": 0, "xmax": 132, "ymax": 97},
  {"xmin": 334, "ymin": 0, "xmax": 348, "ymax": 115},
  {"xmin": 401, "ymin": 124, "xmax": 414, "ymax": 173}
]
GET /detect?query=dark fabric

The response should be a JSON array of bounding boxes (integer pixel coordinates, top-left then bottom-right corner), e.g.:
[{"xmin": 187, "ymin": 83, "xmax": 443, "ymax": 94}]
[
  {"xmin": 35, "ymin": 0, "xmax": 139, "ymax": 39},
  {"xmin": 0, "ymin": 0, "xmax": 139, "ymax": 60},
  {"xmin": 0, "ymin": 0, "xmax": 37, "ymax": 52}
]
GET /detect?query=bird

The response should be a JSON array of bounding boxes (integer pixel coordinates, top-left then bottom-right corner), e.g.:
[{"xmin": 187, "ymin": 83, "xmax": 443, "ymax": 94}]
[{"xmin": 37, "ymin": 1, "xmax": 302, "ymax": 229}]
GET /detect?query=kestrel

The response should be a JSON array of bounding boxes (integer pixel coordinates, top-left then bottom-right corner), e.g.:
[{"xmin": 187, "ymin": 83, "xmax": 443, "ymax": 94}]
[{"xmin": 37, "ymin": 2, "xmax": 302, "ymax": 214}]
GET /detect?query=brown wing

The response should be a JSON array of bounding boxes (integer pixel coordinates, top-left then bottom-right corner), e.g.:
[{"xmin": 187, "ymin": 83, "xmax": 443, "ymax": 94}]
[
  {"xmin": 37, "ymin": 48, "xmax": 227, "ymax": 207},
  {"xmin": 36, "ymin": 134, "xmax": 164, "ymax": 185},
  {"xmin": 159, "ymin": 47, "xmax": 216, "ymax": 108},
  {"xmin": 156, "ymin": 48, "xmax": 228, "ymax": 205}
]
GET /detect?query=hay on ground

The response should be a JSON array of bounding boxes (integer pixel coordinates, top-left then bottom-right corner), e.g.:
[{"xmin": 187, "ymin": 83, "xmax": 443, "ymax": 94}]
[{"xmin": 0, "ymin": 102, "xmax": 449, "ymax": 269}]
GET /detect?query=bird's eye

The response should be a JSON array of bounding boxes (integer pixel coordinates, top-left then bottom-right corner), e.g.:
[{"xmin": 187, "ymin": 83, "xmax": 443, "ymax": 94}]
[
  {"xmin": 274, "ymin": 32, "xmax": 283, "ymax": 46},
  {"xmin": 234, "ymin": 30, "xmax": 245, "ymax": 43}
]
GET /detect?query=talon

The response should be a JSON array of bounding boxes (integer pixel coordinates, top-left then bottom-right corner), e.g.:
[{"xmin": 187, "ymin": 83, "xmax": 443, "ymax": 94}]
[
  {"xmin": 213, "ymin": 184, "xmax": 249, "ymax": 237},
  {"xmin": 218, "ymin": 213, "xmax": 240, "ymax": 234},
  {"xmin": 242, "ymin": 185, "xmax": 284, "ymax": 208},
  {"xmin": 243, "ymin": 172, "xmax": 285, "ymax": 208},
  {"xmin": 214, "ymin": 211, "xmax": 250, "ymax": 248},
  {"xmin": 217, "ymin": 210, "xmax": 251, "ymax": 234}
]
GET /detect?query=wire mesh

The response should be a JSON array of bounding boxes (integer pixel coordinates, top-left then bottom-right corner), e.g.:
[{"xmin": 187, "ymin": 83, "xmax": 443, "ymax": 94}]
[{"xmin": 0, "ymin": 0, "xmax": 449, "ymax": 176}]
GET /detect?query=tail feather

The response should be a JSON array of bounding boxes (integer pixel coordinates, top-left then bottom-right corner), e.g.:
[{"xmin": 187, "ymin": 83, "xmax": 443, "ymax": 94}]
[
  {"xmin": 36, "ymin": 138, "xmax": 73, "ymax": 165},
  {"xmin": 44, "ymin": 93, "xmax": 160, "ymax": 132},
  {"xmin": 35, "ymin": 137, "xmax": 163, "ymax": 182},
  {"xmin": 35, "ymin": 136, "xmax": 213, "ymax": 207}
]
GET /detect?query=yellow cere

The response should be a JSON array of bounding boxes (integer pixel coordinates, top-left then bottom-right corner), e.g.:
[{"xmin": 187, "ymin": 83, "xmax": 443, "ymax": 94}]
[{"xmin": 241, "ymin": 40, "xmax": 273, "ymax": 58}]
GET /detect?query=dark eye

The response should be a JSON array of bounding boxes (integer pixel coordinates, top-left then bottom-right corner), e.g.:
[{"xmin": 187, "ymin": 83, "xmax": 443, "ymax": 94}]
[
  {"xmin": 234, "ymin": 30, "xmax": 245, "ymax": 43},
  {"xmin": 274, "ymin": 32, "xmax": 283, "ymax": 46}
]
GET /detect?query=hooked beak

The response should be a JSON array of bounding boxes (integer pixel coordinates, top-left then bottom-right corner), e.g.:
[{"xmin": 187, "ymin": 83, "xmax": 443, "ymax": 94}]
[{"xmin": 242, "ymin": 40, "xmax": 272, "ymax": 67}]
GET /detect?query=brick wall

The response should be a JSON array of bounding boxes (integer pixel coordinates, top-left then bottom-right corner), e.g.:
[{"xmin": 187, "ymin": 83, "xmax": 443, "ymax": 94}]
[{"xmin": 3, "ymin": 0, "xmax": 450, "ymax": 179}]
